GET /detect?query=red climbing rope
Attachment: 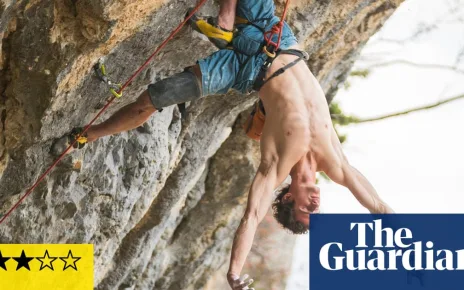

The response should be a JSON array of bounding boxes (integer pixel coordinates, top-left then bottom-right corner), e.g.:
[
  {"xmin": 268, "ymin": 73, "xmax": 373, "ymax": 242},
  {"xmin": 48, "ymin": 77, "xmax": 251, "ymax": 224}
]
[
  {"xmin": 0, "ymin": 0, "xmax": 208, "ymax": 225},
  {"xmin": 263, "ymin": 0, "xmax": 291, "ymax": 56}
]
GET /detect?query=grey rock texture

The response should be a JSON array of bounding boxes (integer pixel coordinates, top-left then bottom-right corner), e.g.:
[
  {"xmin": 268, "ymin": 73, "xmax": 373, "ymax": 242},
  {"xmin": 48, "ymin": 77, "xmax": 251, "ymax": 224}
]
[{"xmin": 0, "ymin": 0, "xmax": 403, "ymax": 289}]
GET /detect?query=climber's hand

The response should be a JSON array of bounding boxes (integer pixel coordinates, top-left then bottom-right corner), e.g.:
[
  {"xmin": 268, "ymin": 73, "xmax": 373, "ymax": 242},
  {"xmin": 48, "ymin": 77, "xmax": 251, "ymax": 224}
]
[{"xmin": 227, "ymin": 273, "xmax": 255, "ymax": 290}]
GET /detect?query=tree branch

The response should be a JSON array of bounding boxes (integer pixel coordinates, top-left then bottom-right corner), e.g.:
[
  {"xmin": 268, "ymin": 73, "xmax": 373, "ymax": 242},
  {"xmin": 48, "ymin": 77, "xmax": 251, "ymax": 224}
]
[
  {"xmin": 357, "ymin": 59, "xmax": 464, "ymax": 75},
  {"xmin": 331, "ymin": 93, "xmax": 464, "ymax": 124},
  {"xmin": 356, "ymin": 94, "xmax": 464, "ymax": 123}
]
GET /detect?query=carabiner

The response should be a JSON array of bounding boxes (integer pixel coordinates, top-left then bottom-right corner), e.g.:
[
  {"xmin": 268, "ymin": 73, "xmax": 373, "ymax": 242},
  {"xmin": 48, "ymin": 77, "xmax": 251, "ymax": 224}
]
[{"xmin": 93, "ymin": 59, "xmax": 123, "ymax": 98}]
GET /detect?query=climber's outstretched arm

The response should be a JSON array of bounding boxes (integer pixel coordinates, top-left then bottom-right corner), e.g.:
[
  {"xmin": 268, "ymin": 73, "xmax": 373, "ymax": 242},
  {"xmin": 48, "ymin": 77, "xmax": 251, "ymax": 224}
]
[
  {"xmin": 227, "ymin": 157, "xmax": 292, "ymax": 289},
  {"xmin": 326, "ymin": 162, "xmax": 394, "ymax": 213},
  {"xmin": 323, "ymin": 128, "xmax": 394, "ymax": 214},
  {"xmin": 228, "ymin": 161, "xmax": 277, "ymax": 279}
]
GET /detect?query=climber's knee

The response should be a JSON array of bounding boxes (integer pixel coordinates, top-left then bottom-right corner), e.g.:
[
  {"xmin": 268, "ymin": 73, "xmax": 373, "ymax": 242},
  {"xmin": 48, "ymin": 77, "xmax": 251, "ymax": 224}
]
[
  {"xmin": 147, "ymin": 66, "xmax": 202, "ymax": 110},
  {"xmin": 137, "ymin": 90, "xmax": 158, "ymax": 112},
  {"xmin": 189, "ymin": 65, "xmax": 203, "ymax": 86}
]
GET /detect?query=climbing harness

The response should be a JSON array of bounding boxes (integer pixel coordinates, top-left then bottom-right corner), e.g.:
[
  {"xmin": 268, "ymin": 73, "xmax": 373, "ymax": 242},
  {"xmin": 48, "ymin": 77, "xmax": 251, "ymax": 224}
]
[
  {"xmin": 252, "ymin": 48, "xmax": 308, "ymax": 91},
  {"xmin": 93, "ymin": 59, "xmax": 123, "ymax": 98},
  {"xmin": 233, "ymin": 0, "xmax": 291, "ymax": 57},
  {"xmin": 251, "ymin": 0, "xmax": 310, "ymax": 91},
  {"xmin": 262, "ymin": 0, "xmax": 290, "ymax": 57},
  {"xmin": 231, "ymin": 0, "xmax": 307, "ymax": 91},
  {"xmin": 0, "ymin": 0, "xmax": 209, "ymax": 225}
]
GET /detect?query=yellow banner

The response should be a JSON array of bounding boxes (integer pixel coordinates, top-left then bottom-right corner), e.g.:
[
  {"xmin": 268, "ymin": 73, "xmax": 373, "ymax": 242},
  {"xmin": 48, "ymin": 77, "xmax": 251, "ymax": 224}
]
[{"xmin": 0, "ymin": 244, "xmax": 93, "ymax": 290}]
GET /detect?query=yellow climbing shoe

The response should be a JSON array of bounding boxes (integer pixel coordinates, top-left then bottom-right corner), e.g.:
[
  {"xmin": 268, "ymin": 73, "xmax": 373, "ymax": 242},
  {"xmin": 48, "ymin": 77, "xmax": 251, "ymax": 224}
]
[
  {"xmin": 186, "ymin": 8, "xmax": 233, "ymax": 49},
  {"xmin": 50, "ymin": 127, "xmax": 88, "ymax": 156},
  {"xmin": 69, "ymin": 127, "xmax": 88, "ymax": 149}
]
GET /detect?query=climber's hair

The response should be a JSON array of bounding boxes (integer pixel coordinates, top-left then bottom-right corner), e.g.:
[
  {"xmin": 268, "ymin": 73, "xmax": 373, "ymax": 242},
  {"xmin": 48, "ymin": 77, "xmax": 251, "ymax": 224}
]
[{"xmin": 272, "ymin": 184, "xmax": 309, "ymax": 235}]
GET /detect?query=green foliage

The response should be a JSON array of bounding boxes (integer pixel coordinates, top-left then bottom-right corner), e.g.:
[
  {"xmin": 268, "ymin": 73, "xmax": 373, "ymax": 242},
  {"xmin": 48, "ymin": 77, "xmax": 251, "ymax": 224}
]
[
  {"xmin": 329, "ymin": 102, "xmax": 343, "ymax": 116},
  {"xmin": 344, "ymin": 81, "xmax": 351, "ymax": 90},
  {"xmin": 329, "ymin": 102, "xmax": 360, "ymax": 126},
  {"xmin": 328, "ymin": 102, "xmax": 351, "ymax": 144},
  {"xmin": 343, "ymin": 69, "xmax": 370, "ymax": 91},
  {"xmin": 319, "ymin": 172, "xmax": 331, "ymax": 182},
  {"xmin": 349, "ymin": 69, "xmax": 370, "ymax": 78}
]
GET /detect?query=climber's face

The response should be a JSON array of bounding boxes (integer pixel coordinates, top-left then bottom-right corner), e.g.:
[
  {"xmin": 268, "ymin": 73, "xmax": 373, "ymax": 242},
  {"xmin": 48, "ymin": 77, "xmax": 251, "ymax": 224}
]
[{"xmin": 285, "ymin": 180, "xmax": 321, "ymax": 227}]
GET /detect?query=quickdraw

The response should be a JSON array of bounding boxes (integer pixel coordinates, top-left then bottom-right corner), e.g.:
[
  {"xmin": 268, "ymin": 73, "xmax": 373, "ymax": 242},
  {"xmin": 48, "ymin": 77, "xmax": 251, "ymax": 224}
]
[{"xmin": 93, "ymin": 59, "xmax": 123, "ymax": 98}]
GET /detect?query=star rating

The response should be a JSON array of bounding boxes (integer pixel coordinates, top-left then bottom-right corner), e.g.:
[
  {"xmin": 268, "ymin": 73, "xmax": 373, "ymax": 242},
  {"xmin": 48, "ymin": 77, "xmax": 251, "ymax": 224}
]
[
  {"xmin": 13, "ymin": 250, "xmax": 34, "ymax": 271},
  {"xmin": 0, "ymin": 249, "xmax": 82, "ymax": 271},
  {"xmin": 0, "ymin": 251, "xmax": 10, "ymax": 271},
  {"xmin": 36, "ymin": 250, "xmax": 57, "ymax": 271},
  {"xmin": 60, "ymin": 250, "xmax": 81, "ymax": 271},
  {"xmin": 0, "ymin": 245, "xmax": 92, "ymax": 288}
]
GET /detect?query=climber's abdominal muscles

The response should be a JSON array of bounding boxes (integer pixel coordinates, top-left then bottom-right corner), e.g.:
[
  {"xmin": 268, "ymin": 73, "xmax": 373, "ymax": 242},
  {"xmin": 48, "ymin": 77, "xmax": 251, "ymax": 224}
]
[{"xmin": 258, "ymin": 48, "xmax": 334, "ymax": 163}]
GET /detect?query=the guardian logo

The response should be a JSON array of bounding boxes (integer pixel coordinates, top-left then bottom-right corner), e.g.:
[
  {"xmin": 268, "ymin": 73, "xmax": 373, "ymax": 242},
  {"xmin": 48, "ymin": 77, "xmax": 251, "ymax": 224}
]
[
  {"xmin": 319, "ymin": 219, "xmax": 464, "ymax": 271},
  {"xmin": 311, "ymin": 214, "xmax": 464, "ymax": 290}
]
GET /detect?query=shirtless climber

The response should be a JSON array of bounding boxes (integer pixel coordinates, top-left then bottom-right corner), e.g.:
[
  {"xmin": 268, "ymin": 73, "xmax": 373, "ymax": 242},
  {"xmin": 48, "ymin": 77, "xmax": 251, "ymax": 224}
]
[{"xmin": 52, "ymin": 0, "xmax": 394, "ymax": 289}]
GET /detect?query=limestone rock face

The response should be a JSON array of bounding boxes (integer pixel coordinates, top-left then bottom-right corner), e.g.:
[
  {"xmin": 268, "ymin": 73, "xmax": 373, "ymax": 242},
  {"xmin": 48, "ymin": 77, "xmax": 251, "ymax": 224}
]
[{"xmin": 0, "ymin": 0, "xmax": 402, "ymax": 289}]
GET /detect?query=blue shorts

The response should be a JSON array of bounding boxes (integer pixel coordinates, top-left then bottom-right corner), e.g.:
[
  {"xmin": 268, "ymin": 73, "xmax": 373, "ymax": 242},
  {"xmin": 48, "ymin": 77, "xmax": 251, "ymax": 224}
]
[{"xmin": 197, "ymin": 0, "xmax": 298, "ymax": 95}]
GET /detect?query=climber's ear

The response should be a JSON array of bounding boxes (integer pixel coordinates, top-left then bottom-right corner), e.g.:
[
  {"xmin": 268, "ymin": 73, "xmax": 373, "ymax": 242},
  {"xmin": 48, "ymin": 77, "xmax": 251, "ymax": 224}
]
[{"xmin": 282, "ymin": 192, "xmax": 293, "ymax": 204}]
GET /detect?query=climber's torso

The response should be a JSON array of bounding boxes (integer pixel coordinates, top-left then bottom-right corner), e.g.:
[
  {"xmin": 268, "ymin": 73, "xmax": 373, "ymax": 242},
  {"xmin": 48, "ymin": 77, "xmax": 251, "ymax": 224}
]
[{"xmin": 258, "ymin": 44, "xmax": 340, "ymax": 177}]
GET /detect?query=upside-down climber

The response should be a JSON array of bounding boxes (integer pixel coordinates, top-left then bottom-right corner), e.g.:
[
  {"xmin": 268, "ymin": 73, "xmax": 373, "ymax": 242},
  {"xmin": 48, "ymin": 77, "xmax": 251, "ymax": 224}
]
[{"xmin": 52, "ymin": 0, "xmax": 394, "ymax": 289}]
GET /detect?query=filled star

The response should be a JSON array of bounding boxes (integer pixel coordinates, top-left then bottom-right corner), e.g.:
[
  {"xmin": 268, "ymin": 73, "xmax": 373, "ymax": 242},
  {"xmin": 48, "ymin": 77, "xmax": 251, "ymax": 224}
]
[
  {"xmin": 13, "ymin": 250, "xmax": 34, "ymax": 271},
  {"xmin": 37, "ymin": 250, "xmax": 57, "ymax": 271},
  {"xmin": 0, "ymin": 251, "xmax": 10, "ymax": 271},
  {"xmin": 60, "ymin": 250, "xmax": 81, "ymax": 271}
]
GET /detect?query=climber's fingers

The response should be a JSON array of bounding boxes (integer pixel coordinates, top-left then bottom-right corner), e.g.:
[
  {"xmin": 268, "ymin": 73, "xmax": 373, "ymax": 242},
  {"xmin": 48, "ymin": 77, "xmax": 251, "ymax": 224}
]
[
  {"xmin": 233, "ymin": 274, "xmax": 254, "ymax": 290},
  {"xmin": 228, "ymin": 273, "xmax": 255, "ymax": 290}
]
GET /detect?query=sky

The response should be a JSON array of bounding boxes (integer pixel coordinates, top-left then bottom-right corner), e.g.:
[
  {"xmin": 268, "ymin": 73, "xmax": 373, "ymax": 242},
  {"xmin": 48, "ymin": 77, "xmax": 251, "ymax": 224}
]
[{"xmin": 287, "ymin": 0, "xmax": 464, "ymax": 288}]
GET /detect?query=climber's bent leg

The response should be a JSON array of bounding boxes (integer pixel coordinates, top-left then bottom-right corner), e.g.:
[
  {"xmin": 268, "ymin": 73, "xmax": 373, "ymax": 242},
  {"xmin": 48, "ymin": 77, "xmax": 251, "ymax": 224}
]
[
  {"xmin": 197, "ymin": 49, "xmax": 238, "ymax": 95},
  {"xmin": 147, "ymin": 67, "xmax": 202, "ymax": 110},
  {"xmin": 51, "ymin": 49, "xmax": 237, "ymax": 156},
  {"xmin": 86, "ymin": 90, "xmax": 156, "ymax": 142},
  {"xmin": 87, "ymin": 66, "xmax": 203, "ymax": 142}
]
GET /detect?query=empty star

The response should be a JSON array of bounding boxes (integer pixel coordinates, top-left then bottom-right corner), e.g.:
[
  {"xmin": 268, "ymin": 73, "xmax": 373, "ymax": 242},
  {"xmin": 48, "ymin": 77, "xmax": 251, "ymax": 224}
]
[
  {"xmin": 13, "ymin": 250, "xmax": 34, "ymax": 271},
  {"xmin": 60, "ymin": 250, "xmax": 81, "ymax": 271},
  {"xmin": 37, "ymin": 250, "xmax": 57, "ymax": 271},
  {"xmin": 0, "ymin": 251, "xmax": 10, "ymax": 271}
]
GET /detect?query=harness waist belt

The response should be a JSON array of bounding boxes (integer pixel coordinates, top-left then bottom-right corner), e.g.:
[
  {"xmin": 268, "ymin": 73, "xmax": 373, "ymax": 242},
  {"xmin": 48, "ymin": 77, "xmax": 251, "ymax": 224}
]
[{"xmin": 252, "ymin": 49, "xmax": 309, "ymax": 91}]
